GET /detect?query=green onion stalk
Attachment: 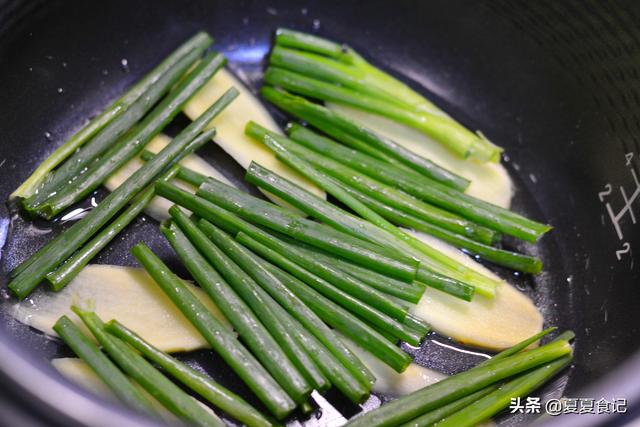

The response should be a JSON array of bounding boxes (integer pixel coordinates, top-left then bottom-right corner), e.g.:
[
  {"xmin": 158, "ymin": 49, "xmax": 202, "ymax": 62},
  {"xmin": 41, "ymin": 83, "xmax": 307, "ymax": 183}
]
[
  {"xmin": 270, "ymin": 29, "xmax": 502, "ymax": 162},
  {"xmin": 11, "ymin": 32, "xmax": 212, "ymax": 200},
  {"xmin": 131, "ymin": 242, "xmax": 296, "ymax": 420},
  {"xmin": 7, "ymin": 86, "xmax": 238, "ymax": 300},
  {"xmin": 73, "ymin": 308, "xmax": 226, "ymax": 427},
  {"xmin": 27, "ymin": 52, "xmax": 225, "ymax": 219},
  {"xmin": 287, "ymin": 123, "xmax": 550, "ymax": 243},
  {"xmin": 244, "ymin": 124, "xmax": 500, "ymax": 299}
]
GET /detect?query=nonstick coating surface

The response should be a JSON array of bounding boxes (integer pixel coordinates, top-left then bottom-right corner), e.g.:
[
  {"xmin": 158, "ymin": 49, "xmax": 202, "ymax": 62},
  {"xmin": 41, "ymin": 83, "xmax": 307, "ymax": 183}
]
[{"xmin": 0, "ymin": 1, "xmax": 639, "ymax": 426}]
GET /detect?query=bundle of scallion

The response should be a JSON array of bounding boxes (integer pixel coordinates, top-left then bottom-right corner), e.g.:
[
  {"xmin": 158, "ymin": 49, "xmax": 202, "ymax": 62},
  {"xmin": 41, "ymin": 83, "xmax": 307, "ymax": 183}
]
[
  {"xmin": 8, "ymin": 36, "xmax": 239, "ymax": 299},
  {"xmin": 266, "ymin": 28, "xmax": 503, "ymax": 163},
  {"xmin": 345, "ymin": 330, "xmax": 574, "ymax": 427}
]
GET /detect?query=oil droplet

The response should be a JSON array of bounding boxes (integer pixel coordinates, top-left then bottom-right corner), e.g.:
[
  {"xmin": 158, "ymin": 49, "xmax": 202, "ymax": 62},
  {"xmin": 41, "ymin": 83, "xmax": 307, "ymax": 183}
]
[
  {"xmin": 57, "ymin": 87, "xmax": 64, "ymax": 94},
  {"xmin": 120, "ymin": 58, "xmax": 129, "ymax": 72},
  {"xmin": 44, "ymin": 132, "xmax": 52, "ymax": 141},
  {"xmin": 102, "ymin": 69, "xmax": 109, "ymax": 76},
  {"xmin": 266, "ymin": 7, "xmax": 278, "ymax": 15},
  {"xmin": 301, "ymin": 7, "xmax": 308, "ymax": 15},
  {"xmin": 312, "ymin": 19, "xmax": 321, "ymax": 30}
]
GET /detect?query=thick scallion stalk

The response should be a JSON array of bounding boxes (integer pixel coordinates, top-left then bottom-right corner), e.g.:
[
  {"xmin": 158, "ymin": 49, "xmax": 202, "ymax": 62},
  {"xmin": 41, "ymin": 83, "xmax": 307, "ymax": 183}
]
[
  {"xmin": 184, "ymin": 181, "xmax": 419, "ymax": 282},
  {"xmin": 400, "ymin": 327, "xmax": 560, "ymax": 427},
  {"xmin": 338, "ymin": 182, "xmax": 542, "ymax": 273},
  {"xmin": 399, "ymin": 387, "xmax": 498, "ymax": 427},
  {"xmin": 343, "ymin": 338, "xmax": 573, "ymax": 427},
  {"xmin": 7, "ymin": 87, "xmax": 238, "ymax": 300},
  {"xmin": 173, "ymin": 209, "xmax": 329, "ymax": 393},
  {"xmin": 275, "ymin": 236, "xmax": 424, "ymax": 303},
  {"xmin": 272, "ymin": 29, "xmax": 502, "ymax": 162},
  {"xmin": 12, "ymin": 32, "xmax": 212, "ymax": 200},
  {"xmin": 253, "ymin": 126, "xmax": 496, "ymax": 245},
  {"xmin": 105, "ymin": 320, "xmax": 275, "ymax": 427},
  {"xmin": 198, "ymin": 220, "xmax": 420, "ymax": 346},
  {"xmin": 287, "ymin": 123, "xmax": 550, "ymax": 243},
  {"xmin": 235, "ymin": 232, "xmax": 413, "ymax": 372},
  {"xmin": 261, "ymin": 87, "xmax": 471, "ymax": 189},
  {"xmin": 166, "ymin": 209, "xmax": 312, "ymax": 404},
  {"xmin": 32, "ymin": 52, "xmax": 226, "ymax": 218},
  {"xmin": 131, "ymin": 242, "xmax": 295, "ymax": 420},
  {"xmin": 403, "ymin": 313, "xmax": 431, "ymax": 337},
  {"xmin": 44, "ymin": 163, "xmax": 182, "ymax": 290},
  {"xmin": 269, "ymin": 46, "xmax": 416, "ymax": 110},
  {"xmin": 167, "ymin": 205, "xmax": 373, "ymax": 393},
  {"xmin": 265, "ymin": 67, "xmax": 502, "ymax": 165},
  {"xmin": 73, "ymin": 308, "xmax": 225, "ymax": 427},
  {"xmin": 53, "ymin": 315, "xmax": 157, "ymax": 416},
  {"xmin": 436, "ymin": 356, "xmax": 572, "ymax": 427},
  {"xmin": 248, "ymin": 130, "xmax": 492, "ymax": 299},
  {"xmin": 274, "ymin": 29, "xmax": 440, "ymax": 113},
  {"xmin": 244, "ymin": 123, "xmax": 490, "ymax": 289}
]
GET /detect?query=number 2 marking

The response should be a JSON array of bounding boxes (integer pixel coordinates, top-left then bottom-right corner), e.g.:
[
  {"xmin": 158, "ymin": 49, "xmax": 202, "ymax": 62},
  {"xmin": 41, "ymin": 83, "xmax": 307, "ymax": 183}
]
[
  {"xmin": 599, "ymin": 184, "xmax": 612, "ymax": 202},
  {"xmin": 616, "ymin": 242, "xmax": 631, "ymax": 260}
]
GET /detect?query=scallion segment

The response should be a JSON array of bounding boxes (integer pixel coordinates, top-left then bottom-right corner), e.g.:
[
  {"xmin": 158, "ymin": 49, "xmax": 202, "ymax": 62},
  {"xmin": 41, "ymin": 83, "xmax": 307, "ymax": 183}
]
[
  {"xmin": 287, "ymin": 123, "xmax": 550, "ymax": 243},
  {"xmin": 271, "ymin": 29, "xmax": 502, "ymax": 163},
  {"xmin": 261, "ymin": 87, "xmax": 470, "ymax": 190},
  {"xmin": 176, "ymin": 210, "xmax": 330, "ymax": 393},
  {"xmin": 166, "ymin": 208, "xmax": 312, "ymax": 404},
  {"xmin": 337, "ymin": 182, "xmax": 542, "ymax": 273},
  {"xmin": 53, "ymin": 315, "xmax": 156, "ymax": 416},
  {"xmin": 235, "ymin": 232, "xmax": 413, "ymax": 373},
  {"xmin": 44, "ymin": 162, "xmax": 182, "ymax": 290},
  {"xmin": 176, "ymin": 180, "xmax": 419, "ymax": 282},
  {"xmin": 131, "ymin": 242, "xmax": 295, "ymax": 420},
  {"xmin": 30, "ymin": 52, "xmax": 226, "ymax": 219},
  {"xmin": 73, "ymin": 308, "xmax": 225, "ymax": 427},
  {"xmin": 7, "ymin": 87, "xmax": 238, "ymax": 300},
  {"xmin": 105, "ymin": 320, "xmax": 275, "ymax": 427},
  {"xmin": 435, "ymin": 356, "xmax": 572, "ymax": 427},
  {"xmin": 244, "ymin": 128, "xmax": 489, "ymax": 299},
  {"xmin": 343, "ymin": 337, "xmax": 573, "ymax": 427},
  {"xmin": 12, "ymin": 32, "xmax": 212, "ymax": 200}
]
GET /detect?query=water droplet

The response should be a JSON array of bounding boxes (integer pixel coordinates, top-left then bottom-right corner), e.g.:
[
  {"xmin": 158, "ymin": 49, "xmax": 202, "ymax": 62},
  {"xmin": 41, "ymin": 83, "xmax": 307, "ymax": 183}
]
[
  {"xmin": 266, "ymin": 7, "xmax": 278, "ymax": 15},
  {"xmin": 57, "ymin": 87, "xmax": 64, "ymax": 93},
  {"xmin": 301, "ymin": 7, "xmax": 308, "ymax": 15},
  {"xmin": 102, "ymin": 69, "xmax": 109, "ymax": 75},
  {"xmin": 529, "ymin": 173, "xmax": 537, "ymax": 184},
  {"xmin": 28, "ymin": 66, "xmax": 33, "ymax": 72},
  {"xmin": 312, "ymin": 19, "xmax": 321, "ymax": 31},
  {"xmin": 120, "ymin": 58, "xmax": 129, "ymax": 72},
  {"xmin": 242, "ymin": 17, "xmax": 249, "ymax": 25},
  {"xmin": 44, "ymin": 132, "xmax": 52, "ymax": 141},
  {"xmin": 62, "ymin": 61, "xmax": 67, "ymax": 68}
]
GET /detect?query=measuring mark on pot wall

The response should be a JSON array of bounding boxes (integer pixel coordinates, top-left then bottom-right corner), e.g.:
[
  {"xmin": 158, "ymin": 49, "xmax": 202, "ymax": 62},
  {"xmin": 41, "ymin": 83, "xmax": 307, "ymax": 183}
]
[{"xmin": 598, "ymin": 152, "xmax": 638, "ymax": 261}]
